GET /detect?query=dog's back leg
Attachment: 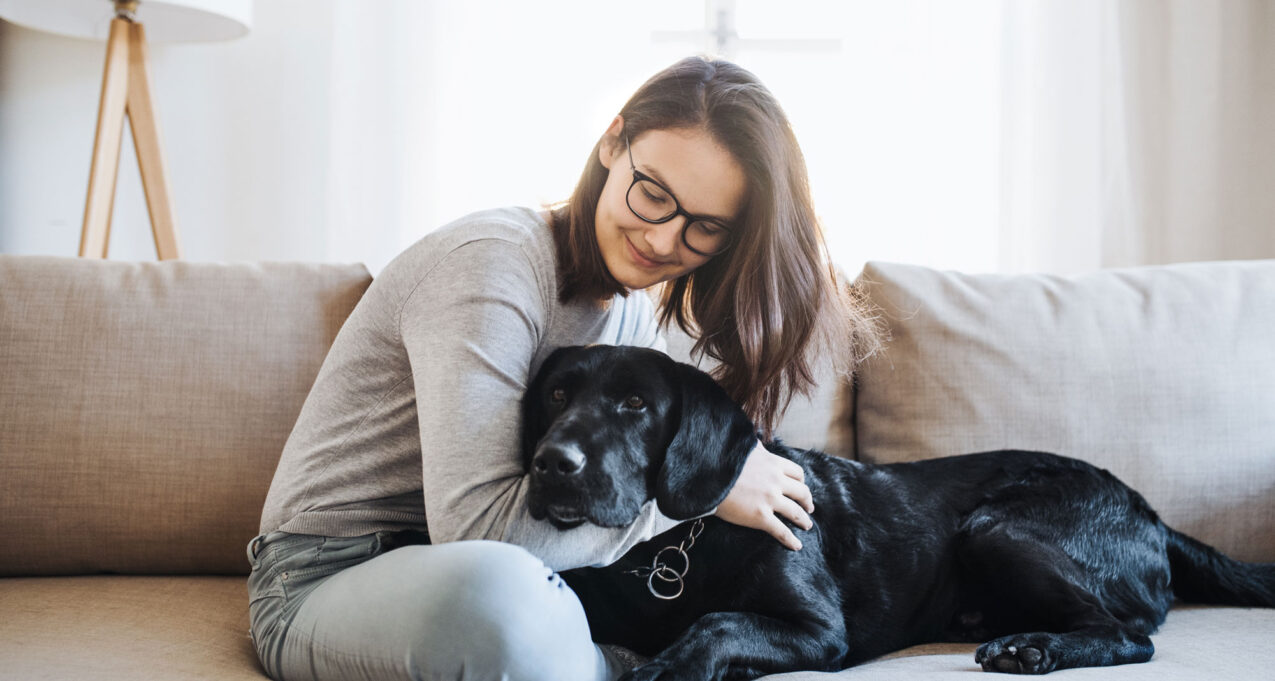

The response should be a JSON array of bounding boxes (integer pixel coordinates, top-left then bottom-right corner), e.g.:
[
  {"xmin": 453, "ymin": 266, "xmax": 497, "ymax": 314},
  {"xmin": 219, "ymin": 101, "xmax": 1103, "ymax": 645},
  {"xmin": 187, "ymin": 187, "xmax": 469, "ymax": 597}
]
[
  {"xmin": 958, "ymin": 525, "xmax": 1157, "ymax": 674},
  {"xmin": 624, "ymin": 610, "xmax": 846, "ymax": 681}
]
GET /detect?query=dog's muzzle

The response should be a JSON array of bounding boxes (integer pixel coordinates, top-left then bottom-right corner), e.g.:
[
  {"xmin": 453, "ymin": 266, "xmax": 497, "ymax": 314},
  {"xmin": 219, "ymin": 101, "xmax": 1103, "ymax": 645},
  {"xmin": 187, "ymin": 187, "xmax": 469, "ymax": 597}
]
[
  {"xmin": 532, "ymin": 443, "xmax": 587, "ymax": 479},
  {"xmin": 529, "ymin": 443, "xmax": 592, "ymax": 528}
]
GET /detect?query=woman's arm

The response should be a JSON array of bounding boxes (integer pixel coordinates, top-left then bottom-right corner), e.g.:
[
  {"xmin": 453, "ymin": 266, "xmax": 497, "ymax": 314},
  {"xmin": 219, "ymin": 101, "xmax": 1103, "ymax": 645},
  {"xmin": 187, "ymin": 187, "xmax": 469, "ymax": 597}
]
[{"xmin": 399, "ymin": 238, "xmax": 683, "ymax": 571}]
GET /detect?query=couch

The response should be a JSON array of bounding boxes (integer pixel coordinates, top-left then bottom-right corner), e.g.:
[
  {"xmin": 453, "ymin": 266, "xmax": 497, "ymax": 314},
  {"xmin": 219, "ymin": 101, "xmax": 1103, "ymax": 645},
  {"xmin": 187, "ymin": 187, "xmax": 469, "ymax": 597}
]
[{"xmin": 1, "ymin": 253, "xmax": 1272, "ymax": 680}]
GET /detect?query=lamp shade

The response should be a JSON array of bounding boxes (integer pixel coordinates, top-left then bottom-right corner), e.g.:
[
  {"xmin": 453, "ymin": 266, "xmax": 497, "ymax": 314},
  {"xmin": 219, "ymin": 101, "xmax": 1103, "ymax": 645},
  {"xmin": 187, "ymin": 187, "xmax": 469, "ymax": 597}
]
[{"xmin": 0, "ymin": 0, "xmax": 252, "ymax": 42}]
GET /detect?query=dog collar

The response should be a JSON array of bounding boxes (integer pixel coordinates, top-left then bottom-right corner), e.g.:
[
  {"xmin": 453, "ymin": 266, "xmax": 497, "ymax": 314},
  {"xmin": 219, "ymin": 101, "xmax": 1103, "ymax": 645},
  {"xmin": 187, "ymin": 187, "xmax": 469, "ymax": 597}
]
[{"xmin": 623, "ymin": 518, "xmax": 705, "ymax": 600}]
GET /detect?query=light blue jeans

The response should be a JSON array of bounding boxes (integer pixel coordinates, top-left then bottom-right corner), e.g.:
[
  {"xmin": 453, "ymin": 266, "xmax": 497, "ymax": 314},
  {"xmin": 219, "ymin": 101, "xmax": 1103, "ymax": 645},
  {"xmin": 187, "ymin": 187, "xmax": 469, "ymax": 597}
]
[{"xmin": 246, "ymin": 531, "xmax": 631, "ymax": 681}]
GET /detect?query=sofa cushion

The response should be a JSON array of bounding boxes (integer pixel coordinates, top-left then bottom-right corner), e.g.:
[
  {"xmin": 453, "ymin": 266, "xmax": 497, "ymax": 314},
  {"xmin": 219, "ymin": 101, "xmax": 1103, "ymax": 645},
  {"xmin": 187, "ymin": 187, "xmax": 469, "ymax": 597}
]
[
  {"xmin": 763, "ymin": 606, "xmax": 1275, "ymax": 679},
  {"xmin": 5, "ymin": 580, "xmax": 1269, "ymax": 681},
  {"xmin": 0, "ymin": 256, "xmax": 371, "ymax": 576},
  {"xmin": 849, "ymin": 260, "xmax": 1275, "ymax": 561},
  {"xmin": 0, "ymin": 576, "xmax": 265, "ymax": 680}
]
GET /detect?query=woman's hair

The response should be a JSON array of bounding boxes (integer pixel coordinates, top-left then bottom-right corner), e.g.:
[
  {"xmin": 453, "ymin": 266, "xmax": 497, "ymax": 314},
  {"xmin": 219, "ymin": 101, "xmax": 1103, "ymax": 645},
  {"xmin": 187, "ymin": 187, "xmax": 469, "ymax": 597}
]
[{"xmin": 551, "ymin": 56, "xmax": 882, "ymax": 436}]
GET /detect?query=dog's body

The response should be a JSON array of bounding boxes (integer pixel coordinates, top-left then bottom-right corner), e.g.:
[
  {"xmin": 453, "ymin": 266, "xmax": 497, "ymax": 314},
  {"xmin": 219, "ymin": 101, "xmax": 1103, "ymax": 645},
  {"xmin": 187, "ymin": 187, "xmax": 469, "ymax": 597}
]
[{"xmin": 522, "ymin": 346, "xmax": 1275, "ymax": 680}]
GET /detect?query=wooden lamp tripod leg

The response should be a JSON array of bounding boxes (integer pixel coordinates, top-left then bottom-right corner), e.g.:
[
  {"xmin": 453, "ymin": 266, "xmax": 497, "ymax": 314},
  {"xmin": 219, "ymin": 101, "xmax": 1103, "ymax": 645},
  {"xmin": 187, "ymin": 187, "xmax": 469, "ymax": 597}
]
[
  {"xmin": 79, "ymin": 11, "xmax": 182, "ymax": 261},
  {"xmin": 79, "ymin": 17, "xmax": 131, "ymax": 259},
  {"xmin": 126, "ymin": 20, "xmax": 181, "ymax": 260}
]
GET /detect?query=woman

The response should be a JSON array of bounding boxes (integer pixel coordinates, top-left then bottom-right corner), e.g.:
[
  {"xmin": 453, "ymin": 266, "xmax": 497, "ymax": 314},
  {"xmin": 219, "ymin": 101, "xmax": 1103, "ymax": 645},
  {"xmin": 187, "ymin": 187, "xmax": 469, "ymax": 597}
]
[{"xmin": 248, "ymin": 56, "xmax": 878, "ymax": 681}]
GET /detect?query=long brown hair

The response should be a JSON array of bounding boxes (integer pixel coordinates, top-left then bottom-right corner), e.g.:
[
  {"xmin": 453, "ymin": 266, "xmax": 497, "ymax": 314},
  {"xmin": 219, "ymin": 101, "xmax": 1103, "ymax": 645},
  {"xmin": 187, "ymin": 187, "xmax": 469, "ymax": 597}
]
[{"xmin": 552, "ymin": 56, "xmax": 881, "ymax": 436}]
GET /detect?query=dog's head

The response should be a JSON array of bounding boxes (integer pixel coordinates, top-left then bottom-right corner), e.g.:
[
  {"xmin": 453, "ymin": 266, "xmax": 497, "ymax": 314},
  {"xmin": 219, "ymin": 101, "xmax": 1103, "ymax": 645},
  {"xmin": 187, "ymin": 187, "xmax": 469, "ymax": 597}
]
[{"xmin": 523, "ymin": 345, "xmax": 756, "ymax": 529}]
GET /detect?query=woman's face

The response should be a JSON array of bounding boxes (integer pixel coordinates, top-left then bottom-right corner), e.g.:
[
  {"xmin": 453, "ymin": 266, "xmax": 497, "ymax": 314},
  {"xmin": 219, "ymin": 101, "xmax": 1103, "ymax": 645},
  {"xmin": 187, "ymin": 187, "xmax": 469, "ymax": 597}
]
[{"xmin": 595, "ymin": 123, "xmax": 747, "ymax": 291}]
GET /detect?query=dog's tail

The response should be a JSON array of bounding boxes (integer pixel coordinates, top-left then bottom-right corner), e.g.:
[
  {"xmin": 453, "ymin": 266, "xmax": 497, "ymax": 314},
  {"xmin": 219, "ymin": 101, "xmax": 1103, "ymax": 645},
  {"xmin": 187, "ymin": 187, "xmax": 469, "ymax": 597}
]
[{"xmin": 1166, "ymin": 527, "xmax": 1275, "ymax": 607}]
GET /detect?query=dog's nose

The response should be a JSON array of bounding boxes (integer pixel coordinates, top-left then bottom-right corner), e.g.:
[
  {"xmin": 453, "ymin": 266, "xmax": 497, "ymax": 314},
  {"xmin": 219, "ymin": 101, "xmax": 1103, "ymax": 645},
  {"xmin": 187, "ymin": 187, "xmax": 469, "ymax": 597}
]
[{"xmin": 532, "ymin": 445, "xmax": 587, "ymax": 478}]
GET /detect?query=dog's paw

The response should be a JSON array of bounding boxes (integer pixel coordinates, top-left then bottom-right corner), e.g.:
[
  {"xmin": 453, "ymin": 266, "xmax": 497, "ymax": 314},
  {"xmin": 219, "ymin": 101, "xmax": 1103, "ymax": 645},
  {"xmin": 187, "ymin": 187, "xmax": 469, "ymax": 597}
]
[{"xmin": 975, "ymin": 634, "xmax": 1056, "ymax": 674}]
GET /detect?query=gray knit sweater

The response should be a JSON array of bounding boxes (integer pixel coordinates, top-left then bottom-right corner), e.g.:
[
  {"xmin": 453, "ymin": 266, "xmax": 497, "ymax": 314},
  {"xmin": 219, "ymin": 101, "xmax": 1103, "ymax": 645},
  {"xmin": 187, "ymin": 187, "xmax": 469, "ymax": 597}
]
[{"xmin": 259, "ymin": 207, "xmax": 682, "ymax": 570}]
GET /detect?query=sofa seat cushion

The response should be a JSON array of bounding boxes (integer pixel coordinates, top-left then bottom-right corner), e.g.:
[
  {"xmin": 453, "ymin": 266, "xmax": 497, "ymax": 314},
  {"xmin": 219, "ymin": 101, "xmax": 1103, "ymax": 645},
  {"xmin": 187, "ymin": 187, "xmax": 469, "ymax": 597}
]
[
  {"xmin": 765, "ymin": 606, "xmax": 1275, "ymax": 679},
  {"xmin": 0, "ymin": 575, "xmax": 264, "ymax": 680},
  {"xmin": 849, "ymin": 260, "xmax": 1275, "ymax": 561},
  {"xmin": 3, "ymin": 577, "xmax": 1270, "ymax": 680}
]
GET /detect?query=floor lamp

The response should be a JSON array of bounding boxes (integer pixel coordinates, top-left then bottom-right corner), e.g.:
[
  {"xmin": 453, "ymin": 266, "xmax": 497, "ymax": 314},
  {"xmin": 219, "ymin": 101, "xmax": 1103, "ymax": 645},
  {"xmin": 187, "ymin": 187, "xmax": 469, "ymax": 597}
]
[{"xmin": 0, "ymin": 0, "xmax": 252, "ymax": 260}]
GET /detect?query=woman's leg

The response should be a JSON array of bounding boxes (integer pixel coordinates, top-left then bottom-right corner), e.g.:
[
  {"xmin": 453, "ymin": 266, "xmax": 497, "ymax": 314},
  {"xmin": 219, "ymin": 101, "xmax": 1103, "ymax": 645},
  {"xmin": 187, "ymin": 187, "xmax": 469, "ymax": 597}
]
[{"xmin": 249, "ymin": 534, "xmax": 622, "ymax": 681}]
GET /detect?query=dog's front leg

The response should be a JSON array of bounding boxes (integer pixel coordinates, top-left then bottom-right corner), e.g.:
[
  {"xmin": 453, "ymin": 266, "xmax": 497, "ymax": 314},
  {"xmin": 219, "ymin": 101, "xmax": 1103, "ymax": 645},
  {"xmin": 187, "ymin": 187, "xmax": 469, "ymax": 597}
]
[{"xmin": 621, "ymin": 611, "xmax": 845, "ymax": 681}]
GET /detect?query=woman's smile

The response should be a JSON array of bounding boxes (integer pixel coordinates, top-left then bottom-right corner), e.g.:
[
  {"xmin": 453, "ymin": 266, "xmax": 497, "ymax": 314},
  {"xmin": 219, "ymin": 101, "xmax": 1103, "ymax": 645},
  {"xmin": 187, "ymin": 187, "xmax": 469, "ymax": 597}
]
[{"xmin": 624, "ymin": 236, "xmax": 667, "ymax": 269}]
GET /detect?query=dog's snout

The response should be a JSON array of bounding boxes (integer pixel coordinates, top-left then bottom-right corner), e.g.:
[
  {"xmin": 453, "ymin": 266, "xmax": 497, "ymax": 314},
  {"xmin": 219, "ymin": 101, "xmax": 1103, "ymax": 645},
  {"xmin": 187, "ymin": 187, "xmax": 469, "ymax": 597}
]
[{"xmin": 533, "ymin": 445, "xmax": 587, "ymax": 478}]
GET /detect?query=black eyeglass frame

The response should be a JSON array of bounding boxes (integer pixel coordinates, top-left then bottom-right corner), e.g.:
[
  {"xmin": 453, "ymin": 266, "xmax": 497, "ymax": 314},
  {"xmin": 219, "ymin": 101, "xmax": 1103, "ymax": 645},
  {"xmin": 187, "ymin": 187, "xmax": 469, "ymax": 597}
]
[{"xmin": 624, "ymin": 135, "xmax": 735, "ymax": 257}]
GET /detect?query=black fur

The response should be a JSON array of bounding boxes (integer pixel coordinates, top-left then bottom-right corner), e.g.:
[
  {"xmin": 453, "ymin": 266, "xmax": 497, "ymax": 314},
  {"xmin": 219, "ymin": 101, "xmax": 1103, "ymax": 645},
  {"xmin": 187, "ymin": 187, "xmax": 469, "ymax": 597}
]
[{"xmin": 522, "ymin": 345, "xmax": 1275, "ymax": 679}]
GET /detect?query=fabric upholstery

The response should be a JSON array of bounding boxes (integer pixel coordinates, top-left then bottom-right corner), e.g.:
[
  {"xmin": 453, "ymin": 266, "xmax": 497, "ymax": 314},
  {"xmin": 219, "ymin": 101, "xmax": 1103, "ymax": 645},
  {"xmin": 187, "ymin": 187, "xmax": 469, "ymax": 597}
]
[
  {"xmin": 847, "ymin": 260, "xmax": 1275, "ymax": 561},
  {"xmin": 3, "ymin": 256, "xmax": 1272, "ymax": 680},
  {"xmin": 0, "ymin": 576, "xmax": 264, "ymax": 680},
  {"xmin": 0, "ymin": 256, "xmax": 371, "ymax": 576},
  {"xmin": 2, "ymin": 577, "xmax": 1271, "ymax": 680},
  {"xmin": 765, "ymin": 606, "xmax": 1275, "ymax": 680}
]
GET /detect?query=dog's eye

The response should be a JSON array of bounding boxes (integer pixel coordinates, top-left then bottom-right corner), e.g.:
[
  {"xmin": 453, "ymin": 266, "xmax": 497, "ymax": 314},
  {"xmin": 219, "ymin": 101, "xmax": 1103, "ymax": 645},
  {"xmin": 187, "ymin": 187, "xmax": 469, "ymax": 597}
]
[
  {"xmin": 550, "ymin": 388, "xmax": 566, "ymax": 404},
  {"xmin": 624, "ymin": 395, "xmax": 645, "ymax": 410}
]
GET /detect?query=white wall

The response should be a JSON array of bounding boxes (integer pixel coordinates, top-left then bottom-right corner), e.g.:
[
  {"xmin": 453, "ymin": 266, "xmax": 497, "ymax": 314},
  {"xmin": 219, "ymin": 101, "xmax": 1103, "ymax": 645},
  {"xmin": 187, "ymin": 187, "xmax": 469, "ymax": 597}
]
[
  {"xmin": 0, "ymin": 1, "xmax": 1002, "ymax": 276},
  {"xmin": 4, "ymin": 1, "xmax": 1270, "ymax": 276},
  {"xmin": 0, "ymin": 2, "xmax": 707, "ymax": 274},
  {"xmin": 0, "ymin": 0, "xmax": 350, "ymax": 264}
]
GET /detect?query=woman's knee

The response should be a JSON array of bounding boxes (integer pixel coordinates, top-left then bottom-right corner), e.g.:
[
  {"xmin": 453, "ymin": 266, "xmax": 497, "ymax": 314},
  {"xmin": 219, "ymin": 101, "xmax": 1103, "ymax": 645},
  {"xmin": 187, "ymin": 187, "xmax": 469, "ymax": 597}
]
[
  {"xmin": 418, "ymin": 540, "xmax": 560, "ymax": 598},
  {"xmin": 394, "ymin": 541, "xmax": 602, "ymax": 680}
]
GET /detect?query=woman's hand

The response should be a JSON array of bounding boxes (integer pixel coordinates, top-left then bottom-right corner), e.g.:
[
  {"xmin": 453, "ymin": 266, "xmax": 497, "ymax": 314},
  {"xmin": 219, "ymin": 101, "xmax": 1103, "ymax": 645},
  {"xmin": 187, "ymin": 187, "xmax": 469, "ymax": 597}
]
[{"xmin": 714, "ymin": 441, "xmax": 814, "ymax": 550}]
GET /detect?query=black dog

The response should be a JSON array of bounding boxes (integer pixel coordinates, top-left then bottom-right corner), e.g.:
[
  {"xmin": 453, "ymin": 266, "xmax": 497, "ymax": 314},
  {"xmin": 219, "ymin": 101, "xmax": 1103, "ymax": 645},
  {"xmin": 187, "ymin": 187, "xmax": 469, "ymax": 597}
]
[{"xmin": 523, "ymin": 345, "xmax": 1275, "ymax": 680}]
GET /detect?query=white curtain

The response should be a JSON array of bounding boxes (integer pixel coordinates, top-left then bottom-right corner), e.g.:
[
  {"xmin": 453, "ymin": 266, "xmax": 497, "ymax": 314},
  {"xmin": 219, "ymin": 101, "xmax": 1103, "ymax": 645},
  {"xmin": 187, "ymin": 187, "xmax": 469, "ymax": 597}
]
[{"xmin": 999, "ymin": 0, "xmax": 1275, "ymax": 274}]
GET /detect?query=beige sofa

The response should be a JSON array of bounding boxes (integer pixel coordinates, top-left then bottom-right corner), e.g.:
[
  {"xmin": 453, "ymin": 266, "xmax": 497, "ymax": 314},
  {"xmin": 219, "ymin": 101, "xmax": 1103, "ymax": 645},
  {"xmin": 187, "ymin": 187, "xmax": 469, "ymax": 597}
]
[{"xmin": 1, "ymin": 254, "xmax": 1272, "ymax": 680}]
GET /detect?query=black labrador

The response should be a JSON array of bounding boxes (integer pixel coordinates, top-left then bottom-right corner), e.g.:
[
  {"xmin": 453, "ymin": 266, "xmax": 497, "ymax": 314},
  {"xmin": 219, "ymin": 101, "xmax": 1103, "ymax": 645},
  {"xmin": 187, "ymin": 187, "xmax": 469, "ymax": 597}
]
[{"xmin": 522, "ymin": 345, "xmax": 1275, "ymax": 680}]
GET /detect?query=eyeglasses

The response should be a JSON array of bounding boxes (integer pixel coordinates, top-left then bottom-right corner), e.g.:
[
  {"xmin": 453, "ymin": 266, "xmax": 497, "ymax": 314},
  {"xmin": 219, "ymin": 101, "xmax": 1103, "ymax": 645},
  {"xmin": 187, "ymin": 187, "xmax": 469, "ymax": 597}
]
[{"xmin": 625, "ymin": 136, "xmax": 735, "ymax": 257}]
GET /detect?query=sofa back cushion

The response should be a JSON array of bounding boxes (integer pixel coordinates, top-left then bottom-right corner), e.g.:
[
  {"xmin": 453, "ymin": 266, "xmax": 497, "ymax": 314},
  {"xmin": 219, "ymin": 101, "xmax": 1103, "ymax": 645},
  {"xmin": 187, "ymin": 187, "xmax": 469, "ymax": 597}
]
[
  {"xmin": 0, "ymin": 256, "xmax": 371, "ymax": 576},
  {"xmin": 849, "ymin": 260, "xmax": 1275, "ymax": 561}
]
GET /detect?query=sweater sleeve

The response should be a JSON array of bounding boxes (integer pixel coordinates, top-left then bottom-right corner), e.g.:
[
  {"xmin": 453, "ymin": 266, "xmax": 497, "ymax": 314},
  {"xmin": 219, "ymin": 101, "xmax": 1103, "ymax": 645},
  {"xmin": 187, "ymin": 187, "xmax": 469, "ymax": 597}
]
[{"xmin": 399, "ymin": 238, "xmax": 682, "ymax": 571}]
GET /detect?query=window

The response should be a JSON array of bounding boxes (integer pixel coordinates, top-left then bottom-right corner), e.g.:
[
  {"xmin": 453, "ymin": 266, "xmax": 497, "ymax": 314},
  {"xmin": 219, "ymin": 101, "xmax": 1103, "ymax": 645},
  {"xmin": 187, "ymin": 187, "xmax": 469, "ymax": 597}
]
[{"xmin": 409, "ymin": 1, "xmax": 1002, "ymax": 274}]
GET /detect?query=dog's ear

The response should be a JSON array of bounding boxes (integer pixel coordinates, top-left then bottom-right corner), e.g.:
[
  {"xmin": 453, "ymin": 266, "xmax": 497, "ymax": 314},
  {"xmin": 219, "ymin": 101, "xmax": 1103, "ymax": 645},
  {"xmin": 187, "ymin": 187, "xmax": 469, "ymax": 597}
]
[
  {"xmin": 521, "ymin": 346, "xmax": 579, "ymax": 468},
  {"xmin": 655, "ymin": 361, "xmax": 758, "ymax": 520}
]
